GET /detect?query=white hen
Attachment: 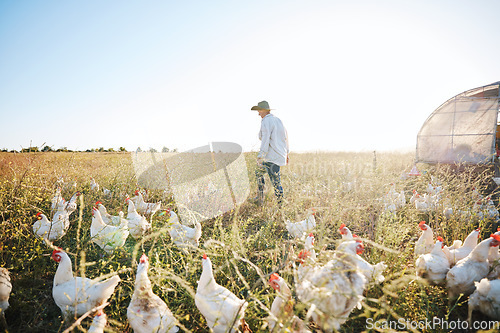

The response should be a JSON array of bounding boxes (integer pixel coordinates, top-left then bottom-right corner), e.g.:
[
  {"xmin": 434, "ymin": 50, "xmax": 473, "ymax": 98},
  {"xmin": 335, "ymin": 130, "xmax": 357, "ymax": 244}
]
[
  {"xmin": 351, "ymin": 237, "xmax": 387, "ymax": 284},
  {"xmin": 167, "ymin": 209, "xmax": 202, "ymax": 248},
  {"xmin": 95, "ymin": 201, "xmax": 126, "ymax": 227},
  {"xmin": 468, "ymin": 278, "xmax": 500, "ymax": 323},
  {"xmin": 65, "ymin": 192, "xmax": 80, "ymax": 215},
  {"xmin": 51, "ymin": 249, "xmax": 121, "ymax": 320},
  {"xmin": 127, "ymin": 254, "xmax": 179, "ymax": 333},
  {"xmin": 268, "ymin": 273, "xmax": 310, "ymax": 333},
  {"xmin": 90, "ymin": 177, "xmax": 100, "ymax": 192},
  {"xmin": 33, "ymin": 212, "xmax": 69, "ymax": 241},
  {"xmin": 338, "ymin": 225, "xmax": 386, "ymax": 283},
  {"xmin": 0, "ymin": 267, "xmax": 12, "ymax": 317},
  {"xmin": 87, "ymin": 309, "xmax": 107, "ymax": 333},
  {"xmin": 51, "ymin": 187, "xmax": 65, "ymax": 212},
  {"xmin": 338, "ymin": 223, "xmax": 353, "ymax": 240},
  {"xmin": 285, "ymin": 211, "xmax": 316, "ymax": 239},
  {"xmin": 296, "ymin": 240, "xmax": 366, "ymax": 332},
  {"xmin": 415, "ymin": 237, "xmax": 450, "ymax": 284},
  {"xmin": 90, "ymin": 207, "xmax": 129, "ymax": 254},
  {"xmin": 446, "ymin": 235, "xmax": 500, "ymax": 299},
  {"xmin": 125, "ymin": 198, "xmax": 151, "ymax": 239},
  {"xmin": 131, "ymin": 191, "xmax": 162, "ymax": 215},
  {"xmin": 414, "ymin": 221, "xmax": 434, "ymax": 257},
  {"xmin": 442, "ymin": 228, "xmax": 480, "ymax": 266},
  {"xmin": 195, "ymin": 254, "xmax": 248, "ymax": 333}
]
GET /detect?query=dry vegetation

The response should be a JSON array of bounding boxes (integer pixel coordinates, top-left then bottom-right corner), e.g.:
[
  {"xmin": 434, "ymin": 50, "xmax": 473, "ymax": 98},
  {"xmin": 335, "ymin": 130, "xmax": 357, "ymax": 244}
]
[{"xmin": 0, "ymin": 150, "xmax": 499, "ymax": 332}]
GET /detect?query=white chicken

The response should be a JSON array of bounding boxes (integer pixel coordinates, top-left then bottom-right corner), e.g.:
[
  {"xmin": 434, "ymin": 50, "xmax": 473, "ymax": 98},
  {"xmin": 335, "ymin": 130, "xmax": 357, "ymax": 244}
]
[
  {"xmin": 338, "ymin": 223, "xmax": 353, "ymax": 240},
  {"xmin": 415, "ymin": 236, "xmax": 450, "ymax": 284},
  {"xmin": 131, "ymin": 190, "xmax": 162, "ymax": 215},
  {"xmin": 487, "ymin": 227, "xmax": 500, "ymax": 279},
  {"xmin": 414, "ymin": 194, "xmax": 430, "ymax": 212},
  {"xmin": 268, "ymin": 273, "xmax": 310, "ymax": 333},
  {"xmin": 126, "ymin": 198, "xmax": 151, "ymax": 239},
  {"xmin": 383, "ymin": 183, "xmax": 406, "ymax": 210},
  {"xmin": 51, "ymin": 187, "xmax": 65, "ymax": 211},
  {"xmin": 295, "ymin": 240, "xmax": 366, "ymax": 332},
  {"xmin": 338, "ymin": 225, "xmax": 386, "ymax": 283},
  {"xmin": 51, "ymin": 249, "xmax": 121, "ymax": 320},
  {"xmin": 285, "ymin": 211, "xmax": 316, "ymax": 239},
  {"xmin": 195, "ymin": 254, "xmax": 248, "ymax": 333},
  {"xmin": 442, "ymin": 228, "xmax": 480, "ymax": 266},
  {"xmin": 88, "ymin": 309, "xmax": 107, "ymax": 333},
  {"xmin": 446, "ymin": 234, "xmax": 500, "ymax": 299},
  {"xmin": 90, "ymin": 207, "xmax": 129, "ymax": 254},
  {"xmin": 127, "ymin": 254, "xmax": 179, "ymax": 333},
  {"xmin": 467, "ymin": 278, "xmax": 500, "ymax": 323},
  {"xmin": 414, "ymin": 221, "xmax": 434, "ymax": 257},
  {"xmin": 409, "ymin": 190, "xmax": 418, "ymax": 205},
  {"xmin": 351, "ymin": 237, "xmax": 387, "ymax": 284},
  {"xmin": 304, "ymin": 233, "xmax": 317, "ymax": 262},
  {"xmin": 489, "ymin": 227, "xmax": 500, "ymax": 262},
  {"xmin": 167, "ymin": 209, "xmax": 202, "ymax": 248},
  {"xmin": 295, "ymin": 235, "xmax": 318, "ymax": 284},
  {"xmin": 33, "ymin": 212, "xmax": 69, "ymax": 241},
  {"xmin": 65, "ymin": 192, "xmax": 80, "ymax": 215},
  {"xmin": 90, "ymin": 177, "xmax": 100, "ymax": 192},
  {"xmin": 95, "ymin": 201, "xmax": 126, "ymax": 227},
  {"xmin": 0, "ymin": 267, "xmax": 12, "ymax": 317}
]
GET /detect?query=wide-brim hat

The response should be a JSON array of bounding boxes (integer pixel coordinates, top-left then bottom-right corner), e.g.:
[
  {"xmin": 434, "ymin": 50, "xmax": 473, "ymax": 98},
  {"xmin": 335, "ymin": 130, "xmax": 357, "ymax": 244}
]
[{"xmin": 251, "ymin": 100, "xmax": 272, "ymax": 111}]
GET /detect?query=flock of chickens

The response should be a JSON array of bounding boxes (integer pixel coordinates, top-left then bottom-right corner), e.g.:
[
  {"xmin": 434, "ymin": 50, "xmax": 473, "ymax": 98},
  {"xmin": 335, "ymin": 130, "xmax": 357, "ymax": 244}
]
[
  {"xmin": 0, "ymin": 175, "xmax": 393, "ymax": 333},
  {"xmin": 415, "ymin": 220, "xmax": 500, "ymax": 322},
  {"xmin": 2, "ymin": 172, "xmax": 500, "ymax": 332}
]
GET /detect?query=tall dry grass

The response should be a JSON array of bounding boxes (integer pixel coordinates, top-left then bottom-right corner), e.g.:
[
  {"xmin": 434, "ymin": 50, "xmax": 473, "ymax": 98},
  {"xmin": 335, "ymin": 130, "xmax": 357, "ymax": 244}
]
[{"xmin": 0, "ymin": 150, "xmax": 498, "ymax": 332}]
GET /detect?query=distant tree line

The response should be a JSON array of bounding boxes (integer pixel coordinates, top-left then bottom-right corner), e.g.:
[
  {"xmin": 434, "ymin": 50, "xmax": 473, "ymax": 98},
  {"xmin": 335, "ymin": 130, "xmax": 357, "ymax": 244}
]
[{"xmin": 1, "ymin": 146, "xmax": 178, "ymax": 153}]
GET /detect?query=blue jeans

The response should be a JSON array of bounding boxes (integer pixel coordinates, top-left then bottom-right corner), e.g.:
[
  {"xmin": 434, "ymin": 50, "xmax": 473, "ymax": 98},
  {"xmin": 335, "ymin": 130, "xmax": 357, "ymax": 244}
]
[{"xmin": 255, "ymin": 162, "xmax": 283, "ymax": 204}]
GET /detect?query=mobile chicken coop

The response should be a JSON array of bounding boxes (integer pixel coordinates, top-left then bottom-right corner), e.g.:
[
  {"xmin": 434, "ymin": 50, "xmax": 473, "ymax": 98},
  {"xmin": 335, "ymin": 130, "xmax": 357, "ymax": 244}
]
[{"xmin": 416, "ymin": 81, "xmax": 500, "ymax": 173}]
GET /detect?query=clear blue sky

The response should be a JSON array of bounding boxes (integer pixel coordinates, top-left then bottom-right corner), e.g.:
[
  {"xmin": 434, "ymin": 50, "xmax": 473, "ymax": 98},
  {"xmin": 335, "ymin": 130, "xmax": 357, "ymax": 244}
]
[{"xmin": 1, "ymin": 0, "xmax": 500, "ymax": 152}]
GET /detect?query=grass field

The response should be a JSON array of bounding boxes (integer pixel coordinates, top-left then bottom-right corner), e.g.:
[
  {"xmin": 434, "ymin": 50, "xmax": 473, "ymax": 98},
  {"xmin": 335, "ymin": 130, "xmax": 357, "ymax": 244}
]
[{"xmin": 0, "ymin": 150, "xmax": 499, "ymax": 332}]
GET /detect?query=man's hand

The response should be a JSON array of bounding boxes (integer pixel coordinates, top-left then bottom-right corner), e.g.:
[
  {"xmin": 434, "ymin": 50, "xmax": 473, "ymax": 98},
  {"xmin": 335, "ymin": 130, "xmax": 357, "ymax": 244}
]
[
  {"xmin": 257, "ymin": 157, "xmax": 264, "ymax": 166},
  {"xmin": 286, "ymin": 154, "xmax": 289, "ymax": 165}
]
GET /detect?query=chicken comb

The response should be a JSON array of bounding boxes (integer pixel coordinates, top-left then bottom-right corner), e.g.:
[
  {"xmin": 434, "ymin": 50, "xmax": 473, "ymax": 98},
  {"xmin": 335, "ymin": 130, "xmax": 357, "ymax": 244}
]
[
  {"xmin": 95, "ymin": 201, "xmax": 102, "ymax": 206},
  {"xmin": 491, "ymin": 234, "xmax": 500, "ymax": 242},
  {"xmin": 497, "ymin": 227, "xmax": 500, "ymax": 232},
  {"xmin": 308, "ymin": 233, "xmax": 314, "ymax": 237},
  {"xmin": 298, "ymin": 250, "xmax": 310, "ymax": 260},
  {"xmin": 269, "ymin": 273, "xmax": 280, "ymax": 283},
  {"xmin": 134, "ymin": 190, "xmax": 140, "ymax": 195},
  {"xmin": 36, "ymin": 212, "xmax": 42, "ymax": 217},
  {"xmin": 356, "ymin": 242, "xmax": 365, "ymax": 254},
  {"xmin": 51, "ymin": 248, "xmax": 63, "ymax": 262},
  {"xmin": 437, "ymin": 236, "xmax": 444, "ymax": 242},
  {"xmin": 476, "ymin": 227, "xmax": 481, "ymax": 232},
  {"xmin": 202, "ymin": 253, "xmax": 207, "ymax": 260},
  {"xmin": 139, "ymin": 253, "xmax": 148, "ymax": 263},
  {"xmin": 418, "ymin": 221, "xmax": 425, "ymax": 226}
]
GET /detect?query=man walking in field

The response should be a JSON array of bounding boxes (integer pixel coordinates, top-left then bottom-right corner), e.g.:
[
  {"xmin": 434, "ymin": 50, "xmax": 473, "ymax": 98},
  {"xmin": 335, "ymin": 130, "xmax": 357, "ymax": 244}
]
[{"xmin": 250, "ymin": 100, "xmax": 289, "ymax": 206}]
